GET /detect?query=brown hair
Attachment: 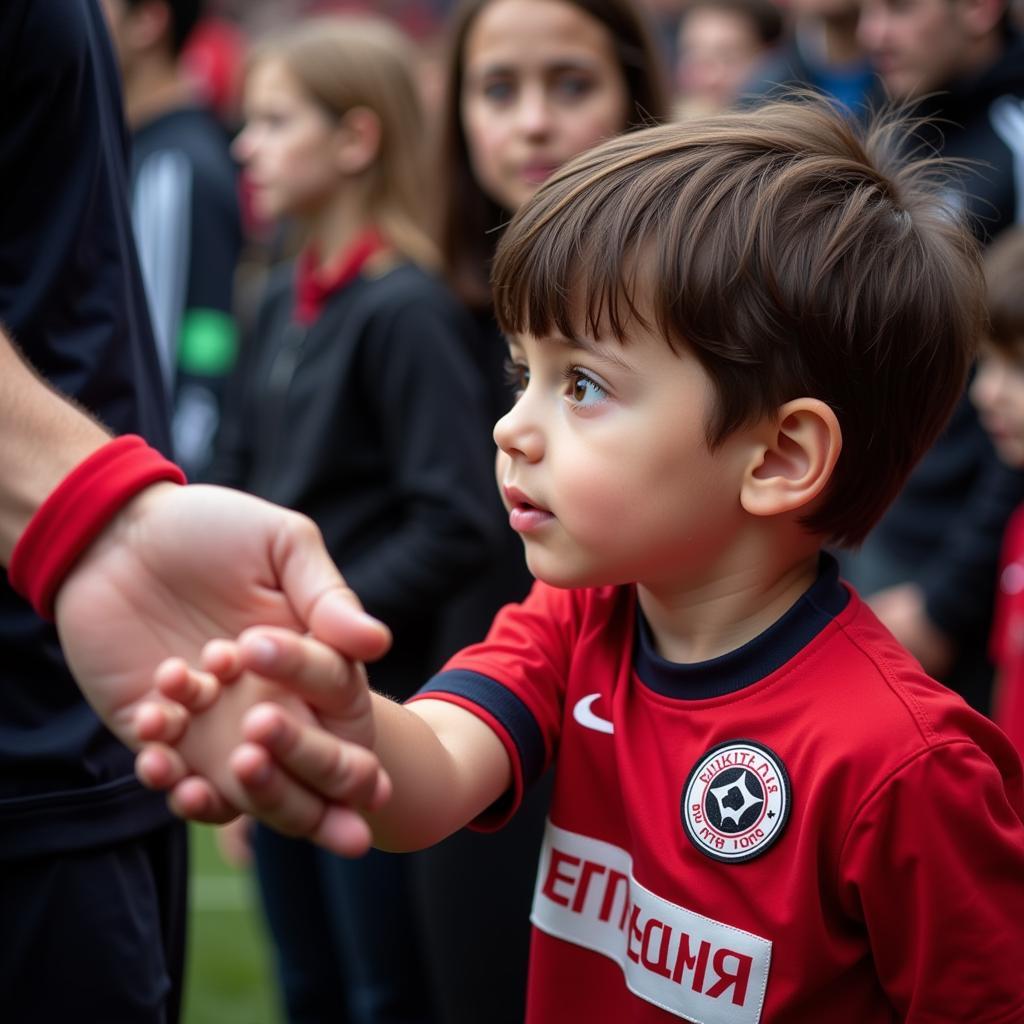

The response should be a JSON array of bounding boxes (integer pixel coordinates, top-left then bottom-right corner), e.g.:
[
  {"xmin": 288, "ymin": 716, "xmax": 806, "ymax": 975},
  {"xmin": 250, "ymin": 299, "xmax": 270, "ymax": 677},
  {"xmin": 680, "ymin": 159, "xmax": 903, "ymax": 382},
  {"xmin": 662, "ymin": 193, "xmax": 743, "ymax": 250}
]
[
  {"xmin": 436, "ymin": 0, "xmax": 670, "ymax": 310},
  {"xmin": 249, "ymin": 16, "xmax": 438, "ymax": 268},
  {"xmin": 493, "ymin": 98, "xmax": 983, "ymax": 546},
  {"xmin": 985, "ymin": 227, "xmax": 1024, "ymax": 353}
]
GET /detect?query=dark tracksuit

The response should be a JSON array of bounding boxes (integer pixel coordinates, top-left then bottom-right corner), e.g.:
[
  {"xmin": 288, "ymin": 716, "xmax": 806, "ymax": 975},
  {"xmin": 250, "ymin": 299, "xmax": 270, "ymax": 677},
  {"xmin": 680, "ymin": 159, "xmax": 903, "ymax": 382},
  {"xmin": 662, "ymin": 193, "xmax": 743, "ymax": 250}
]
[{"xmin": 0, "ymin": 2, "xmax": 185, "ymax": 1021}]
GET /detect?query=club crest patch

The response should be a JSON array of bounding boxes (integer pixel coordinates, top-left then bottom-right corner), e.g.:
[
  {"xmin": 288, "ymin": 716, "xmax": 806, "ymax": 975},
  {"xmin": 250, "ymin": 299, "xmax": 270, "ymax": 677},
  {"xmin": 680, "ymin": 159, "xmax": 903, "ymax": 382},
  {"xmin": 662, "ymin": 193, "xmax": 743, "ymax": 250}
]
[{"xmin": 681, "ymin": 739, "xmax": 791, "ymax": 863}]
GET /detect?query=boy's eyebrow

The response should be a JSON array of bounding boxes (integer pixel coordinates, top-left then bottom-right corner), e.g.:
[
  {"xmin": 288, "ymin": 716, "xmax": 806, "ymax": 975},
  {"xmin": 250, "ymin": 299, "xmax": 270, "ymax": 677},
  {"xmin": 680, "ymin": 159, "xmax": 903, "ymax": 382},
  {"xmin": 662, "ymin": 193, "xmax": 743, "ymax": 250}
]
[{"xmin": 538, "ymin": 333, "xmax": 635, "ymax": 371}]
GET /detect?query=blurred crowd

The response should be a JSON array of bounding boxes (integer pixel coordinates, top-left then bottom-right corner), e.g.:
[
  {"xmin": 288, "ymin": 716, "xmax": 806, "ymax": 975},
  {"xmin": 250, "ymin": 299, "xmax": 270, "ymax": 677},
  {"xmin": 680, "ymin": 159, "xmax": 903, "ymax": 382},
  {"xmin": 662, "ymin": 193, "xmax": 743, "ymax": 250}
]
[{"xmin": 99, "ymin": 0, "xmax": 1024, "ymax": 1021}]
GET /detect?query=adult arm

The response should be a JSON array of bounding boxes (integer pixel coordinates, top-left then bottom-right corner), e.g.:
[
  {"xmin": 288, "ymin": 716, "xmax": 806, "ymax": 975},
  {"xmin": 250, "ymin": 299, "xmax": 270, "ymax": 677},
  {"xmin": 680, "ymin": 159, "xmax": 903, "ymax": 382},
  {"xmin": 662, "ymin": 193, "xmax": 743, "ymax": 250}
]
[
  {"xmin": 1, "ymin": 330, "xmax": 392, "ymax": 847},
  {"xmin": 0, "ymin": 330, "xmax": 109, "ymax": 561}
]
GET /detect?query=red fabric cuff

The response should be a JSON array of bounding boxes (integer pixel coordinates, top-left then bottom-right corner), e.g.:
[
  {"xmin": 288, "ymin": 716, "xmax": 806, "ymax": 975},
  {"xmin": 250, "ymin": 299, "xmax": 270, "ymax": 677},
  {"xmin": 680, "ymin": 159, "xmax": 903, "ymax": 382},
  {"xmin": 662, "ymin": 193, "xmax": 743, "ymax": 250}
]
[{"xmin": 8, "ymin": 434, "xmax": 185, "ymax": 620}]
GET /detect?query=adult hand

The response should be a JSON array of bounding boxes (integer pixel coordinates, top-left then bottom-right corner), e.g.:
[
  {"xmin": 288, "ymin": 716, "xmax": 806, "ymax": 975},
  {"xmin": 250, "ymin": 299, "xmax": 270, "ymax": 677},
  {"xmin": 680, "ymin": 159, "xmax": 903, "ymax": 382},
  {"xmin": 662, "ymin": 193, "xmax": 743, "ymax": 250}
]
[{"xmin": 52, "ymin": 481, "xmax": 392, "ymax": 833}]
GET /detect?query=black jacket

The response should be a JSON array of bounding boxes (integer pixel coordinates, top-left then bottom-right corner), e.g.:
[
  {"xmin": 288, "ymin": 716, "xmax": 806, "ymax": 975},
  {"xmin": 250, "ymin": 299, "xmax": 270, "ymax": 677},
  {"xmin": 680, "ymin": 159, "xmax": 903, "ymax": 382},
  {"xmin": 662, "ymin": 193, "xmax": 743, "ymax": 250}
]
[
  {"xmin": 207, "ymin": 260, "xmax": 498, "ymax": 698},
  {"xmin": 0, "ymin": 0, "xmax": 174, "ymax": 859}
]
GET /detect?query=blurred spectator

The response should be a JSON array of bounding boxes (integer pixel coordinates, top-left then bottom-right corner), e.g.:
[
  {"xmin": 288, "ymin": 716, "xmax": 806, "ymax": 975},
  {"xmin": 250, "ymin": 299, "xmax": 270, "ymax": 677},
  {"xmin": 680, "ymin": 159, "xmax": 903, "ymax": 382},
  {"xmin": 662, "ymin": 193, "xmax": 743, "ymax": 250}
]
[
  {"xmin": 102, "ymin": 0, "xmax": 243, "ymax": 480},
  {"xmin": 413, "ymin": 2, "xmax": 668, "ymax": 1021},
  {"xmin": 745, "ymin": 0, "xmax": 880, "ymax": 113},
  {"xmin": 970, "ymin": 227, "xmax": 1024, "ymax": 759},
  {"xmin": 842, "ymin": 0, "xmax": 1024, "ymax": 713},
  {"xmin": 181, "ymin": 13, "xmax": 247, "ymax": 126},
  {"xmin": 209, "ymin": 15, "xmax": 496, "ymax": 1023},
  {"xmin": 674, "ymin": 0, "xmax": 784, "ymax": 117}
]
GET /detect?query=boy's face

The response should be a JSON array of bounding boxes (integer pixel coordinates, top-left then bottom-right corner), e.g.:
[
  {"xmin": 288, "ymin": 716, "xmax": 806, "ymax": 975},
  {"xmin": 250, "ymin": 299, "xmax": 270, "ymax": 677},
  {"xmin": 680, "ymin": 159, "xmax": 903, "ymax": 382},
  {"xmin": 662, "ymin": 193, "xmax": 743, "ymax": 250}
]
[
  {"xmin": 494, "ymin": 321, "xmax": 757, "ymax": 593},
  {"xmin": 970, "ymin": 342, "xmax": 1024, "ymax": 467}
]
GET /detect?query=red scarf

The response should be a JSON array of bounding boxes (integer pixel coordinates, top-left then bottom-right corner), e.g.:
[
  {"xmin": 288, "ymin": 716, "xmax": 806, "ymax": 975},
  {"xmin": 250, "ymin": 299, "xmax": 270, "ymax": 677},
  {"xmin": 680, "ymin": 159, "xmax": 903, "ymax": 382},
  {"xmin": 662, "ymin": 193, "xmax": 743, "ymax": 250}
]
[{"xmin": 294, "ymin": 228, "xmax": 384, "ymax": 325}]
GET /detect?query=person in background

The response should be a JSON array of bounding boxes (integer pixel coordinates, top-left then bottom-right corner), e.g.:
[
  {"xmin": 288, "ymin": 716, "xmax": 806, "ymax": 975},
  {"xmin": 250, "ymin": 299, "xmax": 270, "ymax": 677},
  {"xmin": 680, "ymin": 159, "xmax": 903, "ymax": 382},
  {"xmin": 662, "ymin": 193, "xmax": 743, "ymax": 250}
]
[
  {"xmin": 674, "ymin": 0, "xmax": 784, "ymax": 118},
  {"xmin": 102, "ymin": 0, "xmax": 243, "ymax": 480},
  {"xmin": 207, "ymin": 16, "xmax": 496, "ymax": 1024},
  {"xmin": 413, "ymin": 2, "xmax": 669, "ymax": 1019},
  {"xmin": 744, "ymin": 0, "xmax": 879, "ymax": 113},
  {"xmin": 842, "ymin": 0, "xmax": 1024, "ymax": 713},
  {"xmin": 968, "ymin": 228, "xmax": 1024, "ymax": 758}
]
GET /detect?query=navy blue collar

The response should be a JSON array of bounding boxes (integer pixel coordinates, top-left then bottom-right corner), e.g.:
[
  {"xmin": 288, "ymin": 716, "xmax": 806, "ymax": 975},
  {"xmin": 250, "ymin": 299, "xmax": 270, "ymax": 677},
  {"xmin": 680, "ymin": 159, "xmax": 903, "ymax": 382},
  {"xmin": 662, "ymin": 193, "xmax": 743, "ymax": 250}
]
[{"xmin": 633, "ymin": 553, "xmax": 850, "ymax": 700}]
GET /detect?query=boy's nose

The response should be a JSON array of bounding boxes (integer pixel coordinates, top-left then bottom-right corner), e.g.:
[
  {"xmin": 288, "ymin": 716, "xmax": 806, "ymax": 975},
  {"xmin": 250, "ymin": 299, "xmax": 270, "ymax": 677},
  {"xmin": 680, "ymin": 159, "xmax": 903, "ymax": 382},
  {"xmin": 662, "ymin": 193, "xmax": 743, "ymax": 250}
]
[{"xmin": 494, "ymin": 401, "xmax": 544, "ymax": 462}]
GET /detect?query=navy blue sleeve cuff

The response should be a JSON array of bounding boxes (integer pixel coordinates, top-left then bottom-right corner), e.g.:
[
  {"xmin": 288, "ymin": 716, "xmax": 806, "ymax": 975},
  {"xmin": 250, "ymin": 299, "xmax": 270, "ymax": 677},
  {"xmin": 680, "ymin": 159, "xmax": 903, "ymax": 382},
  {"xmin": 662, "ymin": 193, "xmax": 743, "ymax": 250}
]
[{"xmin": 415, "ymin": 669, "xmax": 547, "ymax": 791}]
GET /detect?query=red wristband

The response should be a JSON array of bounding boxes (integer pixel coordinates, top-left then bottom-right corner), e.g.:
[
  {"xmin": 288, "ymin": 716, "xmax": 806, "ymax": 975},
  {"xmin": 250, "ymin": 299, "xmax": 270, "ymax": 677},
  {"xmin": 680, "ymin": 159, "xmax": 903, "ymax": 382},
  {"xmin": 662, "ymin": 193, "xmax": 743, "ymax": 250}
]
[{"xmin": 8, "ymin": 434, "xmax": 186, "ymax": 620}]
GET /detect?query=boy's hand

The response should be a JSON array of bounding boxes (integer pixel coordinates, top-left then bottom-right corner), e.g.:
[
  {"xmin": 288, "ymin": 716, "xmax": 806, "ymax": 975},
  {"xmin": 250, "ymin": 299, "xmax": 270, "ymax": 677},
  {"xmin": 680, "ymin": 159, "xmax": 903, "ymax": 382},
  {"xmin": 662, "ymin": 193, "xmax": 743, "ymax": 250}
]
[{"xmin": 135, "ymin": 628, "xmax": 392, "ymax": 856}]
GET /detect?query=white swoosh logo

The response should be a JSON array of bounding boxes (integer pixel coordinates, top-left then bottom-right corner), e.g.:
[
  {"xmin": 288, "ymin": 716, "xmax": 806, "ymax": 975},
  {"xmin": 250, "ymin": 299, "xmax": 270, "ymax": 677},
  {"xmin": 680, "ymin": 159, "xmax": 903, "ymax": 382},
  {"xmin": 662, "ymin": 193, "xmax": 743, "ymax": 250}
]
[{"xmin": 573, "ymin": 693, "xmax": 614, "ymax": 734}]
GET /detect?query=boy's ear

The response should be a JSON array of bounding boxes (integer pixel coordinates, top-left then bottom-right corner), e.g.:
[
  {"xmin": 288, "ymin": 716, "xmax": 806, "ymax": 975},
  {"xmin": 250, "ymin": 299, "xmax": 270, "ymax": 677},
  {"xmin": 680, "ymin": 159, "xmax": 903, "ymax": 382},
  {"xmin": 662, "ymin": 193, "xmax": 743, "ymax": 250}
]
[
  {"xmin": 740, "ymin": 399, "xmax": 842, "ymax": 518},
  {"xmin": 334, "ymin": 106, "xmax": 383, "ymax": 176}
]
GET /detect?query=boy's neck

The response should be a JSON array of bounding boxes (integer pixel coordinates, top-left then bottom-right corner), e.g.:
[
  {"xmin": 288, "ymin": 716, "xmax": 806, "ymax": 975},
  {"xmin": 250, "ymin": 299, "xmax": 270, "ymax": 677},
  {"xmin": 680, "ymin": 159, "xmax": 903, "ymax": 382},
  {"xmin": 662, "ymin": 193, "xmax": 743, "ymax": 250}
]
[{"xmin": 636, "ymin": 547, "xmax": 821, "ymax": 665}]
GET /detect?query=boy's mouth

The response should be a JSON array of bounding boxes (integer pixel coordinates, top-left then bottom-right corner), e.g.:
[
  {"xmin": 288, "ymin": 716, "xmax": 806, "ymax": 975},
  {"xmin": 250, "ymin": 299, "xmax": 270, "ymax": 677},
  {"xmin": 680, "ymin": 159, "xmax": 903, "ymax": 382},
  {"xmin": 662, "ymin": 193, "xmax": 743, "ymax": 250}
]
[{"xmin": 502, "ymin": 485, "xmax": 554, "ymax": 532}]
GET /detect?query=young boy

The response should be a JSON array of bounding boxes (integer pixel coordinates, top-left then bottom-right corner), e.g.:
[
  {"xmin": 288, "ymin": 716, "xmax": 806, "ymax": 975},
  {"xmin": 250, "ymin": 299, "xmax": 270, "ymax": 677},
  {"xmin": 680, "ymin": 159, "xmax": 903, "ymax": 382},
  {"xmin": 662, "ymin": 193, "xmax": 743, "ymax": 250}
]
[
  {"xmin": 971, "ymin": 227, "xmax": 1024, "ymax": 764},
  {"xmin": 136, "ymin": 100, "xmax": 1024, "ymax": 1022}
]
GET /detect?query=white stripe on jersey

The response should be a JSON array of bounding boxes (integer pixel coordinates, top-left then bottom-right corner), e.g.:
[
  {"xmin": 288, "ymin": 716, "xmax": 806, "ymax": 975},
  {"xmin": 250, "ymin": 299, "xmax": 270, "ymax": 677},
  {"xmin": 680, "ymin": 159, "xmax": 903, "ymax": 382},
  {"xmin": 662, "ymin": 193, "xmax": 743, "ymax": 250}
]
[{"xmin": 532, "ymin": 821, "xmax": 772, "ymax": 1024}]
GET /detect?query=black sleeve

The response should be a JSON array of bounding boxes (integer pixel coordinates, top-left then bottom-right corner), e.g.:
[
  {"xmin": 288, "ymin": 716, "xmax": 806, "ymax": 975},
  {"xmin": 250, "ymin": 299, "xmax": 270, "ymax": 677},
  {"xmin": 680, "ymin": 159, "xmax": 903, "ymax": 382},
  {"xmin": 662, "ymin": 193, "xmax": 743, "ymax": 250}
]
[
  {"xmin": 0, "ymin": 0, "xmax": 170, "ymax": 448},
  {"xmin": 341, "ymin": 286, "xmax": 500, "ymax": 625},
  {"xmin": 921, "ymin": 445, "xmax": 1024, "ymax": 643}
]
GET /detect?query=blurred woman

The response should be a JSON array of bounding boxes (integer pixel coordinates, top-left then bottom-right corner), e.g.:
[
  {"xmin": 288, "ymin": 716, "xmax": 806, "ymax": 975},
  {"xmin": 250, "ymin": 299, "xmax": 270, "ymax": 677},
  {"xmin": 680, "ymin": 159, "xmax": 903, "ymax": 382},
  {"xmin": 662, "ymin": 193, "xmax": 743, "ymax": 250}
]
[
  {"xmin": 210, "ymin": 16, "xmax": 498, "ymax": 1023},
  {"xmin": 414, "ymin": 3, "xmax": 669, "ymax": 1021}
]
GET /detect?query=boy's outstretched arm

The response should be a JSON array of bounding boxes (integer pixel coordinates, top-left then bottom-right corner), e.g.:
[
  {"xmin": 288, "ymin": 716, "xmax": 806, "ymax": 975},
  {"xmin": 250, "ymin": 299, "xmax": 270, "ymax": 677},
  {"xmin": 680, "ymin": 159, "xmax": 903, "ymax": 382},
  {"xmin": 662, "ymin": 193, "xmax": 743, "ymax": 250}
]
[{"xmin": 137, "ymin": 628, "xmax": 513, "ymax": 853}]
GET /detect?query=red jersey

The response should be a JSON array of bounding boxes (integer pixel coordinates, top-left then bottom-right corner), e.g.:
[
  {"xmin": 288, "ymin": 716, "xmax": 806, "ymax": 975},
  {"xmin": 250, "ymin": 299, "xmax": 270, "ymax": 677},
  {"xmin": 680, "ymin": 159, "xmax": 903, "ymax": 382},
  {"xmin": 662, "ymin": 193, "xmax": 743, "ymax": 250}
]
[
  {"xmin": 411, "ymin": 556, "xmax": 1024, "ymax": 1023},
  {"xmin": 992, "ymin": 504, "xmax": 1024, "ymax": 763}
]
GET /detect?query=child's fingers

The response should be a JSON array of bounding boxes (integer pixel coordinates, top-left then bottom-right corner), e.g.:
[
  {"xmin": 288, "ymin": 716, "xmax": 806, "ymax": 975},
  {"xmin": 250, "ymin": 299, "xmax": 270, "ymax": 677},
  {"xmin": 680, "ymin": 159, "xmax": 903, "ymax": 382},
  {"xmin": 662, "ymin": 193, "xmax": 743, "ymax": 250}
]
[
  {"xmin": 229, "ymin": 740, "xmax": 334, "ymax": 838},
  {"xmin": 200, "ymin": 638, "xmax": 245, "ymax": 682},
  {"xmin": 230, "ymin": 741, "xmax": 375, "ymax": 858},
  {"xmin": 312, "ymin": 805, "xmax": 375, "ymax": 859},
  {"xmin": 136, "ymin": 743, "xmax": 189, "ymax": 790},
  {"xmin": 134, "ymin": 700, "xmax": 190, "ymax": 744},
  {"xmin": 235, "ymin": 628, "xmax": 361, "ymax": 717},
  {"xmin": 154, "ymin": 657, "xmax": 222, "ymax": 711},
  {"xmin": 243, "ymin": 702, "xmax": 390, "ymax": 812},
  {"xmin": 167, "ymin": 776, "xmax": 239, "ymax": 824}
]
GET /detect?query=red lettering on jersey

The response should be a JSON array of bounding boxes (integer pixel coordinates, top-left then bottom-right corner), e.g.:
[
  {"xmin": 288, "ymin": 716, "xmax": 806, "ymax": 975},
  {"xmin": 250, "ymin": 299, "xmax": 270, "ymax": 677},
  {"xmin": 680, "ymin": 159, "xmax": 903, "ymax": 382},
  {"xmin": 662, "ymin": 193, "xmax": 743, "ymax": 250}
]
[
  {"xmin": 672, "ymin": 934, "xmax": 711, "ymax": 992},
  {"xmin": 627, "ymin": 904, "xmax": 643, "ymax": 963},
  {"xmin": 640, "ymin": 919, "xmax": 673, "ymax": 979},
  {"xmin": 706, "ymin": 947, "xmax": 753, "ymax": 1006},
  {"xmin": 542, "ymin": 848, "xmax": 580, "ymax": 907},
  {"xmin": 598, "ymin": 868, "xmax": 631, "ymax": 929},
  {"xmin": 572, "ymin": 859, "xmax": 608, "ymax": 913}
]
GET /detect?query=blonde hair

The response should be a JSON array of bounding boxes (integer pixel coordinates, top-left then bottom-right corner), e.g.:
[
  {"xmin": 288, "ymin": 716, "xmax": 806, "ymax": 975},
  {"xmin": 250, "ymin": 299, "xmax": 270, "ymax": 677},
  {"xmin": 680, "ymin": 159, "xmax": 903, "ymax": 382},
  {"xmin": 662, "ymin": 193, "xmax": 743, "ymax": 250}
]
[{"xmin": 251, "ymin": 16, "xmax": 438, "ymax": 268}]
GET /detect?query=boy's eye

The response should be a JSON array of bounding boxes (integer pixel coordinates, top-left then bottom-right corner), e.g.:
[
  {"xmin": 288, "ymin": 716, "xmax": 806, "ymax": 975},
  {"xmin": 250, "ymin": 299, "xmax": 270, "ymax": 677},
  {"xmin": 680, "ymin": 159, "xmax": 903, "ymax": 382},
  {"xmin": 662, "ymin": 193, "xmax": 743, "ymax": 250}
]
[
  {"xmin": 503, "ymin": 358, "xmax": 530, "ymax": 397},
  {"xmin": 565, "ymin": 368, "xmax": 607, "ymax": 407}
]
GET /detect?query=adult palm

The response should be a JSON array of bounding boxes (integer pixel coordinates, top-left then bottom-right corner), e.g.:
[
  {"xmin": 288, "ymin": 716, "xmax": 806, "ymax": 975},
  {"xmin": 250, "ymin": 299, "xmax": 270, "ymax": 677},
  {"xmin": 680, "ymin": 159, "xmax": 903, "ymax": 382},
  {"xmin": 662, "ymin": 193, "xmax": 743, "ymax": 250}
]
[{"xmin": 53, "ymin": 481, "xmax": 390, "ymax": 843}]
